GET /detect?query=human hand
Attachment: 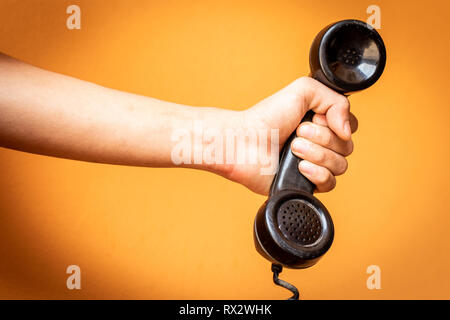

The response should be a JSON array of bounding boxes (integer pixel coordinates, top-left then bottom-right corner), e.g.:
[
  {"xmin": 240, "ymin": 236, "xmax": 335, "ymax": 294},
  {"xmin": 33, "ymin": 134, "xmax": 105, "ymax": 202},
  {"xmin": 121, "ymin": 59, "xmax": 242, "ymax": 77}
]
[
  {"xmin": 221, "ymin": 77, "xmax": 358, "ymax": 195},
  {"xmin": 0, "ymin": 54, "xmax": 356, "ymax": 197}
]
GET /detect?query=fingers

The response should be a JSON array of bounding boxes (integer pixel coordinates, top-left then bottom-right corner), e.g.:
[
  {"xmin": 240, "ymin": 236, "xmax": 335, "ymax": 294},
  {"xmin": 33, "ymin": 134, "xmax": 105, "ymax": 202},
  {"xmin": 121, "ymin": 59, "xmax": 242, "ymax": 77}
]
[
  {"xmin": 298, "ymin": 160, "xmax": 336, "ymax": 192},
  {"xmin": 295, "ymin": 77, "xmax": 351, "ymax": 141},
  {"xmin": 296, "ymin": 122, "xmax": 354, "ymax": 156},
  {"xmin": 312, "ymin": 112, "xmax": 358, "ymax": 134},
  {"xmin": 292, "ymin": 137, "xmax": 348, "ymax": 176}
]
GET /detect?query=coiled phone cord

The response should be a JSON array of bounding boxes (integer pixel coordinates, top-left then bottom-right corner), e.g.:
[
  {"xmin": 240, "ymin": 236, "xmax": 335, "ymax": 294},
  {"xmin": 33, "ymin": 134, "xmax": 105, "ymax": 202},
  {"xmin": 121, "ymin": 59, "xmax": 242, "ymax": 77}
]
[{"xmin": 271, "ymin": 264, "xmax": 300, "ymax": 300}]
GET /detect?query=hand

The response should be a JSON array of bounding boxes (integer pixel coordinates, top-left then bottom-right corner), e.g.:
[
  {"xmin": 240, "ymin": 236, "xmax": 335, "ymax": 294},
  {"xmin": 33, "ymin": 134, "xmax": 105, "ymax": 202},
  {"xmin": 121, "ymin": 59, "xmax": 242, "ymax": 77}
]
[
  {"xmin": 292, "ymin": 112, "xmax": 357, "ymax": 192},
  {"xmin": 0, "ymin": 54, "xmax": 356, "ymax": 197},
  {"xmin": 221, "ymin": 77, "xmax": 357, "ymax": 195}
]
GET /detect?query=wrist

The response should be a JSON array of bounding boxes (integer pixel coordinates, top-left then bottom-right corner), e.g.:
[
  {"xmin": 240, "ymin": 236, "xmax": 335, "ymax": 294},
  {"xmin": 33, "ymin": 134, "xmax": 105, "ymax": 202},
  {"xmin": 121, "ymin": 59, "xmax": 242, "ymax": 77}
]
[{"xmin": 169, "ymin": 105, "xmax": 244, "ymax": 178}]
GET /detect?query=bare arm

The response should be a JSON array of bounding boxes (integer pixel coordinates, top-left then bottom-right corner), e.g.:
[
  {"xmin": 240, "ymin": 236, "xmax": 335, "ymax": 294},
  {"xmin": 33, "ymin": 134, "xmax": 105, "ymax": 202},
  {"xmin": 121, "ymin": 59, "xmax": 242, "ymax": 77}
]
[
  {"xmin": 0, "ymin": 53, "xmax": 356, "ymax": 195},
  {"xmin": 0, "ymin": 53, "xmax": 239, "ymax": 171}
]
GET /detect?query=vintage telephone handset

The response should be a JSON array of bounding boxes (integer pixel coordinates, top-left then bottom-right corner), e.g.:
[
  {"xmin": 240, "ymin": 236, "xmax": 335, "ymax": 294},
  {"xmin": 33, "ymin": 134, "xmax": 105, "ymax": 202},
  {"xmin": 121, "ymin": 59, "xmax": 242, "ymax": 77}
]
[{"xmin": 253, "ymin": 20, "xmax": 386, "ymax": 299}]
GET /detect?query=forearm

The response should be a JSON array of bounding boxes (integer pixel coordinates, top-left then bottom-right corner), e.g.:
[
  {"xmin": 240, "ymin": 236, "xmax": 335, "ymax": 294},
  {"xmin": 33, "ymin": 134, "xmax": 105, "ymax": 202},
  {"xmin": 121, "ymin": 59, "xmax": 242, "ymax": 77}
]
[{"xmin": 0, "ymin": 53, "xmax": 240, "ymax": 175}]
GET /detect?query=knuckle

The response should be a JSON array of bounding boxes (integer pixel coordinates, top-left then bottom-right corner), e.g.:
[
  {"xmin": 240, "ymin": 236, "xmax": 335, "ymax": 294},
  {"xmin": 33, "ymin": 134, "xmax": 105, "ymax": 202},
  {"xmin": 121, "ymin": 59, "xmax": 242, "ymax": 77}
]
[
  {"xmin": 314, "ymin": 149, "xmax": 327, "ymax": 164},
  {"xmin": 297, "ymin": 76, "xmax": 311, "ymax": 85},
  {"xmin": 322, "ymin": 130, "xmax": 333, "ymax": 147},
  {"xmin": 294, "ymin": 76, "xmax": 314, "ymax": 91}
]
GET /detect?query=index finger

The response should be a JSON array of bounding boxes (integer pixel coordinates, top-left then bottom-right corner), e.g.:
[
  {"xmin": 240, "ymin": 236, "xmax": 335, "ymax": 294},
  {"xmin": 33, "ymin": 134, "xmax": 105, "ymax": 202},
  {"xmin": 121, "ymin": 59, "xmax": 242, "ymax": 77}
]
[
  {"xmin": 298, "ymin": 77, "xmax": 352, "ymax": 141},
  {"xmin": 312, "ymin": 112, "xmax": 358, "ymax": 134}
]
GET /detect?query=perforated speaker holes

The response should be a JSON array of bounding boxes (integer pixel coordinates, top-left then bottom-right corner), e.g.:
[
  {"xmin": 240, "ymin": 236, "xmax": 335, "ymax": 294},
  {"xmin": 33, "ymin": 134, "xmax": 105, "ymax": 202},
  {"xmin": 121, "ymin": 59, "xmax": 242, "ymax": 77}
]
[{"xmin": 277, "ymin": 199, "xmax": 322, "ymax": 245}]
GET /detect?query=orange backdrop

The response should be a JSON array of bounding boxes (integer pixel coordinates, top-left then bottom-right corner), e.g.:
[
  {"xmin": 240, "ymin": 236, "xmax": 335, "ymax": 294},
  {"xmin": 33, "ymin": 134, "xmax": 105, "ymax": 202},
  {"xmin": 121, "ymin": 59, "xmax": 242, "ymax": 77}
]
[{"xmin": 0, "ymin": 0, "xmax": 449, "ymax": 299}]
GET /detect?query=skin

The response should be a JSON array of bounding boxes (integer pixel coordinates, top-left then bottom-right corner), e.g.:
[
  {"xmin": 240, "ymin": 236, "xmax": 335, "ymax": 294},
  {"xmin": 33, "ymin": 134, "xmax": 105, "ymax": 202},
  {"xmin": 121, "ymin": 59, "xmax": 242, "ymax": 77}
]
[{"xmin": 0, "ymin": 53, "xmax": 357, "ymax": 195}]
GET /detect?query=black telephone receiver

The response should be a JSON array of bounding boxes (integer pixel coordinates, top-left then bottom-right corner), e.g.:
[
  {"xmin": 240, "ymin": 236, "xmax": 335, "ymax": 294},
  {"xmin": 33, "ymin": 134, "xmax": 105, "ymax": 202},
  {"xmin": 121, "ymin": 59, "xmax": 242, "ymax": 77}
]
[{"xmin": 253, "ymin": 20, "xmax": 386, "ymax": 295}]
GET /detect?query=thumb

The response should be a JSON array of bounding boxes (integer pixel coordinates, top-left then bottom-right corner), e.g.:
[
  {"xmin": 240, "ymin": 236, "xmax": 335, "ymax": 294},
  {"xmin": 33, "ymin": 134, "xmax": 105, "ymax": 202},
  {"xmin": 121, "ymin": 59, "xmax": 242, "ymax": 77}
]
[
  {"xmin": 246, "ymin": 78, "xmax": 310, "ymax": 139},
  {"xmin": 246, "ymin": 77, "xmax": 351, "ymax": 141},
  {"xmin": 299, "ymin": 77, "xmax": 351, "ymax": 141}
]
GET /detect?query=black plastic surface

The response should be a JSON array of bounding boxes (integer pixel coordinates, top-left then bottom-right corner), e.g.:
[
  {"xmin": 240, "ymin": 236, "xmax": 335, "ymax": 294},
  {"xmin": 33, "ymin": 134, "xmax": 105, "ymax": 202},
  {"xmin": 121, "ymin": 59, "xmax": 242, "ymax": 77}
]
[{"xmin": 253, "ymin": 19, "xmax": 386, "ymax": 269}]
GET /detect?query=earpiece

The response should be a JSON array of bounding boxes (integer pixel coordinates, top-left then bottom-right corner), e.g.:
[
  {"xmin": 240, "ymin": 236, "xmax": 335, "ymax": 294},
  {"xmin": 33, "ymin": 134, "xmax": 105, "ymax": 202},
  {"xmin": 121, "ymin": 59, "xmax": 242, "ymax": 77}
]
[{"xmin": 253, "ymin": 20, "xmax": 386, "ymax": 271}]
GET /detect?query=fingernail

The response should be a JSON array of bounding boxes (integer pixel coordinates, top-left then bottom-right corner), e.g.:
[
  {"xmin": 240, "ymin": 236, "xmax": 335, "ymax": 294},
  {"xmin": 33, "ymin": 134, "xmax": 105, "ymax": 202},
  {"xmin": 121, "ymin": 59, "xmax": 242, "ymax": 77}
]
[
  {"xmin": 292, "ymin": 138, "xmax": 310, "ymax": 156},
  {"xmin": 299, "ymin": 124, "xmax": 314, "ymax": 139},
  {"xmin": 299, "ymin": 160, "xmax": 314, "ymax": 175},
  {"xmin": 344, "ymin": 120, "xmax": 351, "ymax": 139}
]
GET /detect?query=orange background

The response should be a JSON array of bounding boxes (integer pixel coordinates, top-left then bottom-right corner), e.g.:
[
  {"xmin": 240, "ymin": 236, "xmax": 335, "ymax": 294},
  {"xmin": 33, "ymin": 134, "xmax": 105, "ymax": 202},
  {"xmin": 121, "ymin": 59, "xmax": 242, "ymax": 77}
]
[{"xmin": 0, "ymin": 0, "xmax": 449, "ymax": 299}]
